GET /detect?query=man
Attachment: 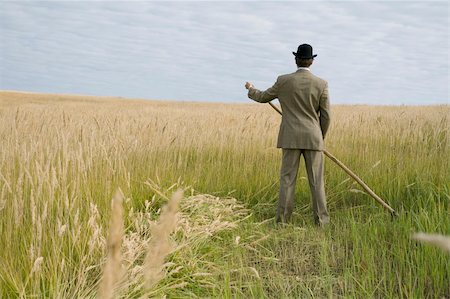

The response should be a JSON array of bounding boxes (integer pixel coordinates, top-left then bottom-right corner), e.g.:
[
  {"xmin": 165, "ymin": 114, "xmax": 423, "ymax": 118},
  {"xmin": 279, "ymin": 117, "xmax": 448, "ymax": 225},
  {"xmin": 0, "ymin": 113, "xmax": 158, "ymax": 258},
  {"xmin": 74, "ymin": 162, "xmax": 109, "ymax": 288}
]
[{"xmin": 245, "ymin": 44, "xmax": 330, "ymax": 226}]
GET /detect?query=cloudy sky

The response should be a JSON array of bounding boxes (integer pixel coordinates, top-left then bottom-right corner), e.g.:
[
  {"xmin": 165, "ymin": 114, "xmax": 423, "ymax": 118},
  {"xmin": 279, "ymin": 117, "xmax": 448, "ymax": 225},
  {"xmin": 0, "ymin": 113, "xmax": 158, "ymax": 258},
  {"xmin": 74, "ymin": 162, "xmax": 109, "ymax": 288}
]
[{"xmin": 0, "ymin": 1, "xmax": 448, "ymax": 104}]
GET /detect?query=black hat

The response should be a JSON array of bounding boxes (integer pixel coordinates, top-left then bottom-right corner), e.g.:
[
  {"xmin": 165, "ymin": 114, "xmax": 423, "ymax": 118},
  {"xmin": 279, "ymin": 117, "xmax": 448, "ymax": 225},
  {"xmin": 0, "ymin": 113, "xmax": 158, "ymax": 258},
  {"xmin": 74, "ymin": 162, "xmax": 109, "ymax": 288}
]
[{"xmin": 292, "ymin": 44, "xmax": 317, "ymax": 59}]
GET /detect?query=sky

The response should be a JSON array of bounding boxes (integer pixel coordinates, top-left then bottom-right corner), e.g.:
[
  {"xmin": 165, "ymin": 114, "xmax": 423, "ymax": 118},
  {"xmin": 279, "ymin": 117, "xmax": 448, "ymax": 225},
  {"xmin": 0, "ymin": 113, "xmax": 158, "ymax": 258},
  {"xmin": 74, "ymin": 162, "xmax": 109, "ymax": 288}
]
[{"xmin": 0, "ymin": 1, "xmax": 448, "ymax": 105}]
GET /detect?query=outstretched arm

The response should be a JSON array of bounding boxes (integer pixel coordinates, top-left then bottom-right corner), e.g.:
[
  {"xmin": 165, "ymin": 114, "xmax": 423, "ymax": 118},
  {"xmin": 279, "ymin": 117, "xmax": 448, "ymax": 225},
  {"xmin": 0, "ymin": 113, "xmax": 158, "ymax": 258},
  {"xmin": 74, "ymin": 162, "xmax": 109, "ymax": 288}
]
[{"xmin": 245, "ymin": 77, "xmax": 280, "ymax": 103}]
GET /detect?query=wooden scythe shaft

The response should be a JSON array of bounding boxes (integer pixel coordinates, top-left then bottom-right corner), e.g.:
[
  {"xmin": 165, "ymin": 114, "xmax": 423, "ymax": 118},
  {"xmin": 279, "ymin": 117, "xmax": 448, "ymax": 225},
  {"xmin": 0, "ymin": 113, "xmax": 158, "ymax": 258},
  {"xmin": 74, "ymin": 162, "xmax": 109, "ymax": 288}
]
[{"xmin": 268, "ymin": 101, "xmax": 398, "ymax": 217}]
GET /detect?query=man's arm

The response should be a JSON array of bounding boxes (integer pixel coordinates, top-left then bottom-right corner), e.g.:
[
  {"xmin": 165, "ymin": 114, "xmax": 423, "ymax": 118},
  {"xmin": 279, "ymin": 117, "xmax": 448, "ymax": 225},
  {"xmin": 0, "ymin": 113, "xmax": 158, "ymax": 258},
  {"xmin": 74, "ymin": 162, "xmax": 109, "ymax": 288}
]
[
  {"xmin": 319, "ymin": 82, "xmax": 331, "ymax": 138},
  {"xmin": 245, "ymin": 77, "xmax": 280, "ymax": 103}
]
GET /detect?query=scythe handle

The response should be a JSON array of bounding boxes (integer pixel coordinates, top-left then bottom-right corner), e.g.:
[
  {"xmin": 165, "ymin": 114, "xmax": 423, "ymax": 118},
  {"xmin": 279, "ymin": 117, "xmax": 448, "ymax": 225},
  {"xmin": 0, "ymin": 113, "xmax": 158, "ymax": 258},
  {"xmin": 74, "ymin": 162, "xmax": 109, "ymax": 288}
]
[{"xmin": 267, "ymin": 101, "xmax": 397, "ymax": 217}]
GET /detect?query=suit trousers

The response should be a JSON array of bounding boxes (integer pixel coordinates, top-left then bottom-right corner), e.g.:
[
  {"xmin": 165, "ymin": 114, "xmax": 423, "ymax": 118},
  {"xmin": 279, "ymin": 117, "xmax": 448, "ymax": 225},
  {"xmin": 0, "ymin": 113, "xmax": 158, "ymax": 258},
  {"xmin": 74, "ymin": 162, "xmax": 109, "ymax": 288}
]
[{"xmin": 277, "ymin": 149, "xmax": 330, "ymax": 225}]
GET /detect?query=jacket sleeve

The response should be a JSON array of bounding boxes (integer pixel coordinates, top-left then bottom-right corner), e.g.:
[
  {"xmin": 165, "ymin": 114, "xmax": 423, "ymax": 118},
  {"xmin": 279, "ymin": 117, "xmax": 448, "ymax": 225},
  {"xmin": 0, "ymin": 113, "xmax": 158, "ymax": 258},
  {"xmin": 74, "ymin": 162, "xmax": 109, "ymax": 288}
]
[
  {"xmin": 319, "ymin": 82, "xmax": 331, "ymax": 138},
  {"xmin": 247, "ymin": 77, "xmax": 280, "ymax": 103}
]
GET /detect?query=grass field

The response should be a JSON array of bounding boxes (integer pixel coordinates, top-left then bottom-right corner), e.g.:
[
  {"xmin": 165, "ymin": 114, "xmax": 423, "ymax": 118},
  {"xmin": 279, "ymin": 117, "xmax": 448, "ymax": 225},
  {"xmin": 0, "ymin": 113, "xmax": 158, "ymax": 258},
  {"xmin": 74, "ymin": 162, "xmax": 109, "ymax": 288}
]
[{"xmin": 0, "ymin": 91, "xmax": 449, "ymax": 298}]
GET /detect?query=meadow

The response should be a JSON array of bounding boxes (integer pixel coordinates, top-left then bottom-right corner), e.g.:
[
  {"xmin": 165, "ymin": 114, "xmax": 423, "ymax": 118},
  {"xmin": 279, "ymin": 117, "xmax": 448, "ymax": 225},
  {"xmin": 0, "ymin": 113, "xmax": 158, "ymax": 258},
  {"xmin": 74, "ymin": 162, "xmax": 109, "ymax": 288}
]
[{"xmin": 0, "ymin": 91, "xmax": 448, "ymax": 298}]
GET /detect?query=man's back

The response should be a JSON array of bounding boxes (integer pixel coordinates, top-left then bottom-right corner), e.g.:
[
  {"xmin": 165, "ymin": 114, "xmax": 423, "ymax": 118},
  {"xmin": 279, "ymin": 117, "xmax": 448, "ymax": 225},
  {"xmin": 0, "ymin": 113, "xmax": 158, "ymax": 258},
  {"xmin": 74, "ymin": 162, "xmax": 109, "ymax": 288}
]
[
  {"xmin": 247, "ymin": 69, "xmax": 330, "ymax": 150},
  {"xmin": 276, "ymin": 69, "xmax": 330, "ymax": 150}
]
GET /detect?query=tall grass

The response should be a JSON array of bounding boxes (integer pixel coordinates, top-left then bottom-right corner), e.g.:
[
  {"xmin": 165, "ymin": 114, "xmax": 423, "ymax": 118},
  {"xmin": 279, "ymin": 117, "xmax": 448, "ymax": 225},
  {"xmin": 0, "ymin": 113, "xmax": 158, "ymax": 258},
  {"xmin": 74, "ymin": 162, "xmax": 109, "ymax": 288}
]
[
  {"xmin": 99, "ymin": 188, "xmax": 124, "ymax": 299},
  {"xmin": 0, "ymin": 91, "xmax": 448, "ymax": 298},
  {"xmin": 143, "ymin": 189, "xmax": 181, "ymax": 289}
]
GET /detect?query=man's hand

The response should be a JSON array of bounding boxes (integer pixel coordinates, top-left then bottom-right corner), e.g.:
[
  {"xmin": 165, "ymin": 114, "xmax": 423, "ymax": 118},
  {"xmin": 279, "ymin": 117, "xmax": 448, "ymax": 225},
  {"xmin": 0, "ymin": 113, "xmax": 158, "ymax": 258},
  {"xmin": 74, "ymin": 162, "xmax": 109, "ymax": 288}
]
[{"xmin": 245, "ymin": 82, "xmax": 254, "ymax": 90}]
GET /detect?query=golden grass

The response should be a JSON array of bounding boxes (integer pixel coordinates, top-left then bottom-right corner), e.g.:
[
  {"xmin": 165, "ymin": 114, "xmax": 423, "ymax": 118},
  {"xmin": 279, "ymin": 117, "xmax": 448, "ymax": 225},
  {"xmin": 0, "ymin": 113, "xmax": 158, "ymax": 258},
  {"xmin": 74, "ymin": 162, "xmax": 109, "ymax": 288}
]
[
  {"xmin": 412, "ymin": 233, "xmax": 450, "ymax": 253},
  {"xmin": 0, "ymin": 91, "xmax": 448, "ymax": 298},
  {"xmin": 144, "ymin": 189, "xmax": 182, "ymax": 289},
  {"xmin": 99, "ymin": 188, "xmax": 124, "ymax": 299}
]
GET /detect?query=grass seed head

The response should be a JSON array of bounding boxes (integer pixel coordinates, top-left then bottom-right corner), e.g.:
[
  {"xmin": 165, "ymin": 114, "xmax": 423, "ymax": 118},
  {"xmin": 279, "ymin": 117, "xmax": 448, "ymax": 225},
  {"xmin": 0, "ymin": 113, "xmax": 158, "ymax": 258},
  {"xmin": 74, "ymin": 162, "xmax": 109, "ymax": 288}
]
[
  {"xmin": 99, "ymin": 188, "xmax": 125, "ymax": 299},
  {"xmin": 144, "ymin": 190, "xmax": 182, "ymax": 290},
  {"xmin": 412, "ymin": 233, "xmax": 450, "ymax": 253}
]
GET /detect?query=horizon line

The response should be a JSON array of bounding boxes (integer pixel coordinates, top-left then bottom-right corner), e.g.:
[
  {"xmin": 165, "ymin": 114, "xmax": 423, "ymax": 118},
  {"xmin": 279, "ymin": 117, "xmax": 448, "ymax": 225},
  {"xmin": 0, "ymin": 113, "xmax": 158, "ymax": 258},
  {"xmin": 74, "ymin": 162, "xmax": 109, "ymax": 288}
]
[{"xmin": 1, "ymin": 89, "xmax": 448, "ymax": 107}]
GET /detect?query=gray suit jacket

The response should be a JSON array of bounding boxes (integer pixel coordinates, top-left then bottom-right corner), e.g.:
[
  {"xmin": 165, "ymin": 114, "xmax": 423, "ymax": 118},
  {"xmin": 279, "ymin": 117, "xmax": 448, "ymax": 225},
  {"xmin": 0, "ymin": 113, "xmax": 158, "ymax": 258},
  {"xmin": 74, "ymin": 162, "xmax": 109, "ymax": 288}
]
[{"xmin": 248, "ymin": 69, "xmax": 330, "ymax": 150}]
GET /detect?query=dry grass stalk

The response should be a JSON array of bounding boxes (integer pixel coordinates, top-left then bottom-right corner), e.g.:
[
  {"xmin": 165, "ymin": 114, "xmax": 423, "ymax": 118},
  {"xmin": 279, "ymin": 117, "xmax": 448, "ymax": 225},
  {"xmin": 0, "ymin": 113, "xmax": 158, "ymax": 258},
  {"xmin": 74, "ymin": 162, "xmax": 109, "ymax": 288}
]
[
  {"xmin": 99, "ymin": 188, "xmax": 125, "ymax": 299},
  {"xmin": 412, "ymin": 232, "xmax": 450, "ymax": 253},
  {"xmin": 144, "ymin": 190, "xmax": 183, "ymax": 290},
  {"xmin": 31, "ymin": 256, "xmax": 44, "ymax": 275}
]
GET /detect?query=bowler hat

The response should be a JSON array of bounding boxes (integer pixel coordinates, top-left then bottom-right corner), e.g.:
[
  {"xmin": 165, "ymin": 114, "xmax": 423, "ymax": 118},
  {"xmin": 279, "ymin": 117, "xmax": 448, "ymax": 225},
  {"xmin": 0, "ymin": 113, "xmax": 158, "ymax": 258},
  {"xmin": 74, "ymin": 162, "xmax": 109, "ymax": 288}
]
[{"xmin": 292, "ymin": 44, "xmax": 317, "ymax": 59}]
